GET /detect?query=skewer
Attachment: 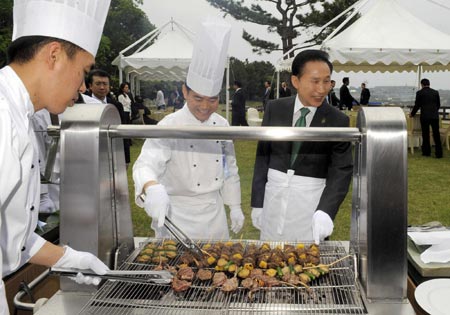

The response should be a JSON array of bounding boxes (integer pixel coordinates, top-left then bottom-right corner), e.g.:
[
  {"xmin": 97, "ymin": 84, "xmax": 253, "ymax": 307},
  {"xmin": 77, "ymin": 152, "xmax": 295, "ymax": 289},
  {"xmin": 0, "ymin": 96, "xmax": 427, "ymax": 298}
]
[
  {"xmin": 302, "ymin": 254, "xmax": 353, "ymax": 270},
  {"xmin": 279, "ymin": 280, "xmax": 311, "ymax": 292}
]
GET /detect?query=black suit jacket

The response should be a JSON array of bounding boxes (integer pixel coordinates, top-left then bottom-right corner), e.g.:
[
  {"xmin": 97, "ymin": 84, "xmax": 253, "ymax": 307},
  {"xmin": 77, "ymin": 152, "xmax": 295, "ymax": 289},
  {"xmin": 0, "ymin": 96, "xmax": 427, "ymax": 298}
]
[
  {"xmin": 251, "ymin": 96, "xmax": 353, "ymax": 220},
  {"xmin": 232, "ymin": 89, "xmax": 246, "ymax": 114},
  {"xmin": 340, "ymin": 85, "xmax": 358, "ymax": 108},
  {"xmin": 411, "ymin": 86, "xmax": 440, "ymax": 120}
]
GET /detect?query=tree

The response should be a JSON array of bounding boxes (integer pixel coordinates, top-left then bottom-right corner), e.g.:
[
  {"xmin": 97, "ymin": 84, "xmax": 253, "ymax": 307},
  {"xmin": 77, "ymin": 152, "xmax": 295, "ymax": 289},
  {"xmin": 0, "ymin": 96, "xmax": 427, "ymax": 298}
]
[
  {"xmin": 0, "ymin": 0, "xmax": 13, "ymax": 66},
  {"xmin": 206, "ymin": 0, "xmax": 359, "ymax": 59},
  {"xmin": 100, "ymin": 0, "xmax": 155, "ymax": 75}
]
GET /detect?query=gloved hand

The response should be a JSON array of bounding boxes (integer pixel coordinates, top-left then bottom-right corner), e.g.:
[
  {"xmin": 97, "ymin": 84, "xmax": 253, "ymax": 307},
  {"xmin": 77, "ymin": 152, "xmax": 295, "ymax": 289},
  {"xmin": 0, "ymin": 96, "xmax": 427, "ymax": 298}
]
[
  {"xmin": 230, "ymin": 206, "xmax": 244, "ymax": 234},
  {"xmin": 144, "ymin": 184, "xmax": 170, "ymax": 228},
  {"xmin": 53, "ymin": 246, "xmax": 109, "ymax": 285},
  {"xmin": 39, "ymin": 193, "xmax": 56, "ymax": 213},
  {"xmin": 251, "ymin": 208, "xmax": 263, "ymax": 230},
  {"xmin": 312, "ymin": 210, "xmax": 334, "ymax": 244}
]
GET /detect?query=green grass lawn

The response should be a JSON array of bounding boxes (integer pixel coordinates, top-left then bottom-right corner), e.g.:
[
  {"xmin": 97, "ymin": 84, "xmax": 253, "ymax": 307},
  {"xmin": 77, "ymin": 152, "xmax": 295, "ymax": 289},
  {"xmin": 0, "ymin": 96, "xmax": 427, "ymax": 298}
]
[{"xmin": 127, "ymin": 105, "xmax": 450, "ymax": 240}]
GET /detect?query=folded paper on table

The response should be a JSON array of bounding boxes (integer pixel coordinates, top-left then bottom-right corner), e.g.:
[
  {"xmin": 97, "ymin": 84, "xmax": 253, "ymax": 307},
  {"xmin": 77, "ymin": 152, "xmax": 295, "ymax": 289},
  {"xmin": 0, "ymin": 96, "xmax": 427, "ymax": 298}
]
[
  {"xmin": 408, "ymin": 231, "xmax": 450, "ymax": 246},
  {"xmin": 421, "ymin": 242, "xmax": 450, "ymax": 264}
]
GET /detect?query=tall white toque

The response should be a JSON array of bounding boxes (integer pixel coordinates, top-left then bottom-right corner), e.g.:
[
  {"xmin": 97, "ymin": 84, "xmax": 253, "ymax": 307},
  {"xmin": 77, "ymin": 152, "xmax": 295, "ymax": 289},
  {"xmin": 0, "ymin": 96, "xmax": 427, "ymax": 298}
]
[
  {"xmin": 186, "ymin": 17, "xmax": 231, "ymax": 97},
  {"xmin": 12, "ymin": 0, "xmax": 111, "ymax": 57}
]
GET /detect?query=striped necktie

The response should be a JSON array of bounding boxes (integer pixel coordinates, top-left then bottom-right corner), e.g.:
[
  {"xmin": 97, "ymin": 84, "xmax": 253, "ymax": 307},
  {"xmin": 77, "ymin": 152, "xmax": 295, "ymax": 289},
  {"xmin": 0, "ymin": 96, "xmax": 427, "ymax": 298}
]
[{"xmin": 290, "ymin": 107, "xmax": 310, "ymax": 167}]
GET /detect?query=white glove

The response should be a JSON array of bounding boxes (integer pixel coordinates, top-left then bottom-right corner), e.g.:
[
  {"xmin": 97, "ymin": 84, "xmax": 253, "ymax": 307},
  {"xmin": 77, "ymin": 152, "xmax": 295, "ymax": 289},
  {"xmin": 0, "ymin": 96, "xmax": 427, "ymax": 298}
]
[
  {"xmin": 251, "ymin": 208, "xmax": 263, "ymax": 230},
  {"xmin": 53, "ymin": 246, "xmax": 109, "ymax": 285},
  {"xmin": 312, "ymin": 210, "xmax": 334, "ymax": 244},
  {"xmin": 230, "ymin": 206, "xmax": 244, "ymax": 234},
  {"xmin": 144, "ymin": 184, "xmax": 170, "ymax": 228},
  {"xmin": 39, "ymin": 193, "xmax": 56, "ymax": 213}
]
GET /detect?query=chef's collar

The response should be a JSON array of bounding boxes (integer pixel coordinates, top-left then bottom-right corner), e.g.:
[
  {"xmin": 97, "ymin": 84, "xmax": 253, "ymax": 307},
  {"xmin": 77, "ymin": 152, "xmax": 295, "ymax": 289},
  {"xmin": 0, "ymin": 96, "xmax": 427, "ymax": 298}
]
[
  {"xmin": 294, "ymin": 94, "xmax": 317, "ymax": 116},
  {"xmin": 4, "ymin": 66, "xmax": 34, "ymax": 117}
]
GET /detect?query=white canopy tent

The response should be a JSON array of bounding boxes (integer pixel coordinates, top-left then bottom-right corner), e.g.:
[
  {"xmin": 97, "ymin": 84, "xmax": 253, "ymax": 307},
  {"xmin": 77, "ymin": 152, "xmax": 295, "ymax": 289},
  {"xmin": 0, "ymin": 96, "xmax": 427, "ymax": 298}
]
[
  {"xmin": 276, "ymin": 0, "xmax": 450, "ymax": 94},
  {"xmin": 112, "ymin": 19, "xmax": 231, "ymax": 119}
]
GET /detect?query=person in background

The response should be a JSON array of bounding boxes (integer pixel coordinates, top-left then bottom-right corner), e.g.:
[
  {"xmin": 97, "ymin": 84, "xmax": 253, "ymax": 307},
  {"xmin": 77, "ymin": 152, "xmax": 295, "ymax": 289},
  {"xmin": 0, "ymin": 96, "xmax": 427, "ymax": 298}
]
[
  {"xmin": 360, "ymin": 82, "xmax": 371, "ymax": 105},
  {"xmin": 131, "ymin": 95, "xmax": 158, "ymax": 125},
  {"xmin": 118, "ymin": 82, "xmax": 132, "ymax": 122},
  {"xmin": 410, "ymin": 78, "xmax": 443, "ymax": 158},
  {"xmin": 279, "ymin": 81, "xmax": 292, "ymax": 98},
  {"xmin": 0, "ymin": 1, "xmax": 111, "ymax": 314},
  {"xmin": 251, "ymin": 49, "xmax": 353, "ymax": 243},
  {"xmin": 156, "ymin": 88, "xmax": 166, "ymax": 110},
  {"xmin": 86, "ymin": 69, "xmax": 130, "ymax": 166},
  {"xmin": 339, "ymin": 77, "xmax": 359, "ymax": 110},
  {"xmin": 231, "ymin": 80, "xmax": 248, "ymax": 126},
  {"xmin": 327, "ymin": 80, "xmax": 340, "ymax": 107},
  {"xmin": 133, "ymin": 17, "xmax": 244, "ymax": 239},
  {"xmin": 262, "ymin": 80, "xmax": 273, "ymax": 111}
]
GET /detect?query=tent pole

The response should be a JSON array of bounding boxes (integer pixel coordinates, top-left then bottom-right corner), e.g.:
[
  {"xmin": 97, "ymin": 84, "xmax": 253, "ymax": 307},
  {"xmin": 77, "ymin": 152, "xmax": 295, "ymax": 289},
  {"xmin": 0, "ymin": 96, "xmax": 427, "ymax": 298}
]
[
  {"xmin": 417, "ymin": 65, "xmax": 422, "ymax": 89},
  {"xmin": 226, "ymin": 57, "xmax": 230, "ymax": 122},
  {"xmin": 276, "ymin": 70, "xmax": 280, "ymax": 99}
]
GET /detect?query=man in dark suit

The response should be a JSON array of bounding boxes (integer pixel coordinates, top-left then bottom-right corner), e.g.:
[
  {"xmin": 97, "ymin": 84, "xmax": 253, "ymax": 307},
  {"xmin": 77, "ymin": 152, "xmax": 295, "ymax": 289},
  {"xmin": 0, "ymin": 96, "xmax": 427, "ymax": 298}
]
[
  {"xmin": 410, "ymin": 78, "xmax": 443, "ymax": 158},
  {"xmin": 231, "ymin": 80, "xmax": 249, "ymax": 126},
  {"xmin": 279, "ymin": 81, "xmax": 292, "ymax": 98},
  {"xmin": 327, "ymin": 79, "xmax": 340, "ymax": 107},
  {"xmin": 339, "ymin": 77, "xmax": 359, "ymax": 110},
  {"xmin": 251, "ymin": 50, "xmax": 353, "ymax": 243},
  {"xmin": 262, "ymin": 80, "xmax": 274, "ymax": 110},
  {"xmin": 86, "ymin": 69, "xmax": 131, "ymax": 165},
  {"xmin": 360, "ymin": 82, "xmax": 370, "ymax": 105}
]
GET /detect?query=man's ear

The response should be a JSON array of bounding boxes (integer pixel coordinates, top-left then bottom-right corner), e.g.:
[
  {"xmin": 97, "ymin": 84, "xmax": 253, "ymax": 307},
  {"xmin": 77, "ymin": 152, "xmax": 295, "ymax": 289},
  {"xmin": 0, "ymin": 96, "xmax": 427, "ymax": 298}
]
[
  {"xmin": 181, "ymin": 84, "xmax": 189, "ymax": 99},
  {"xmin": 291, "ymin": 75, "xmax": 300, "ymax": 90},
  {"xmin": 46, "ymin": 41, "xmax": 63, "ymax": 69}
]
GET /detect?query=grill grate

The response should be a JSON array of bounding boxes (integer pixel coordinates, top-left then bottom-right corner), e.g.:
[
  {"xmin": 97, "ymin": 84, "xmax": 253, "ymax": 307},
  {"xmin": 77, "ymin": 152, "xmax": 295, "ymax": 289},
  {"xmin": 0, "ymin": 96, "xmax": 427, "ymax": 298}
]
[{"xmin": 79, "ymin": 240, "xmax": 366, "ymax": 315}]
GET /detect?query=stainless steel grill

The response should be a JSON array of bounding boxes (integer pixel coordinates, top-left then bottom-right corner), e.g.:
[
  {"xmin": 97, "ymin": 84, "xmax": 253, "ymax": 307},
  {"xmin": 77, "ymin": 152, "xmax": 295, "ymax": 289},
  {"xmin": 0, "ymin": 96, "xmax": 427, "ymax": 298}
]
[{"xmin": 79, "ymin": 240, "xmax": 366, "ymax": 315}]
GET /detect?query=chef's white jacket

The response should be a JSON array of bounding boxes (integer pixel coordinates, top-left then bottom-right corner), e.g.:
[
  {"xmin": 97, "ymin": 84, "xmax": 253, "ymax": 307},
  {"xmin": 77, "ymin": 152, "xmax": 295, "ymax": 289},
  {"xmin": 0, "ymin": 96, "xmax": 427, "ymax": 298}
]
[
  {"xmin": 0, "ymin": 66, "xmax": 47, "ymax": 314},
  {"xmin": 133, "ymin": 105, "xmax": 241, "ymax": 238}
]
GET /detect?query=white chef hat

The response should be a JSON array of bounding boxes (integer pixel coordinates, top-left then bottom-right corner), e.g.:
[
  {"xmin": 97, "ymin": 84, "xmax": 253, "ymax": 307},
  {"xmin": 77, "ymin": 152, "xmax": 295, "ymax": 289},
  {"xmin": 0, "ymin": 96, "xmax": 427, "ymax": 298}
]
[
  {"xmin": 12, "ymin": 0, "xmax": 111, "ymax": 57},
  {"xmin": 186, "ymin": 17, "xmax": 231, "ymax": 97}
]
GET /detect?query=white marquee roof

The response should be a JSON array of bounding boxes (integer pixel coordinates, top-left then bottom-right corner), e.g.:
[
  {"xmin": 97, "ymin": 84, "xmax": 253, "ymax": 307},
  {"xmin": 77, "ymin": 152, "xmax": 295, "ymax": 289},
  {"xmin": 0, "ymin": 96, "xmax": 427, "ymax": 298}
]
[
  {"xmin": 112, "ymin": 20, "xmax": 195, "ymax": 81},
  {"xmin": 278, "ymin": 0, "xmax": 450, "ymax": 73}
]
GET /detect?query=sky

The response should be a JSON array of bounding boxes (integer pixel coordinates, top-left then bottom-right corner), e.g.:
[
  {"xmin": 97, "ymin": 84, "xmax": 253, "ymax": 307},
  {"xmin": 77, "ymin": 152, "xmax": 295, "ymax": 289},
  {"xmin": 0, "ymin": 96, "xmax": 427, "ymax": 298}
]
[{"xmin": 139, "ymin": 0, "xmax": 450, "ymax": 90}]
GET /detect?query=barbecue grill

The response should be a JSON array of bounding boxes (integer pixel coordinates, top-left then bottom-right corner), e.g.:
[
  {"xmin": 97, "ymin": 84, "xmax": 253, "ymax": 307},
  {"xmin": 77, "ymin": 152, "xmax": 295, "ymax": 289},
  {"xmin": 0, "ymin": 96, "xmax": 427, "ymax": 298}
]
[{"xmin": 15, "ymin": 104, "xmax": 413, "ymax": 314}]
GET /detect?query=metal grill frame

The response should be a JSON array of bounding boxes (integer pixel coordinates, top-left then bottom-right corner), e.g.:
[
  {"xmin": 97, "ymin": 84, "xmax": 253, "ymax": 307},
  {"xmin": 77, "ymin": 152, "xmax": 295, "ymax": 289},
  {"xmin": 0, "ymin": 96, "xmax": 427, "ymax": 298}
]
[{"xmin": 79, "ymin": 240, "xmax": 367, "ymax": 315}]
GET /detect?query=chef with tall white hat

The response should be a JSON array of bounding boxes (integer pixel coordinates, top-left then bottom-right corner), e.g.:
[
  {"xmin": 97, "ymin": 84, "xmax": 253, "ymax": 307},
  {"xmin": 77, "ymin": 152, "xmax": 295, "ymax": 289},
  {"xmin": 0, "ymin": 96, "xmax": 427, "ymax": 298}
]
[
  {"xmin": 133, "ymin": 17, "xmax": 244, "ymax": 239},
  {"xmin": 0, "ymin": 1, "xmax": 111, "ymax": 314}
]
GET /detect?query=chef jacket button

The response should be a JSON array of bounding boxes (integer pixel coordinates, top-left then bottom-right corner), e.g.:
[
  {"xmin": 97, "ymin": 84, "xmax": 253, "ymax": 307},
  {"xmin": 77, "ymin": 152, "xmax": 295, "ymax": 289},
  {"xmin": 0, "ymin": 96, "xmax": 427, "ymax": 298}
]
[
  {"xmin": 197, "ymin": 183, "xmax": 200, "ymax": 186},
  {"xmin": 38, "ymin": 159, "xmax": 41, "ymax": 163},
  {"xmin": 21, "ymin": 246, "xmax": 26, "ymax": 251},
  {"xmin": 190, "ymin": 145, "xmax": 194, "ymax": 148},
  {"xmin": 30, "ymin": 205, "xmax": 35, "ymax": 211},
  {"xmin": 213, "ymin": 122, "xmax": 216, "ymax": 125},
  {"xmin": 193, "ymin": 164, "xmax": 197, "ymax": 167},
  {"xmin": 216, "ymin": 141, "xmax": 219, "ymax": 143},
  {"xmin": 216, "ymin": 159, "xmax": 219, "ymax": 162},
  {"xmin": 31, "ymin": 164, "xmax": 34, "ymax": 169},
  {"xmin": 215, "ymin": 178, "xmax": 218, "ymax": 181}
]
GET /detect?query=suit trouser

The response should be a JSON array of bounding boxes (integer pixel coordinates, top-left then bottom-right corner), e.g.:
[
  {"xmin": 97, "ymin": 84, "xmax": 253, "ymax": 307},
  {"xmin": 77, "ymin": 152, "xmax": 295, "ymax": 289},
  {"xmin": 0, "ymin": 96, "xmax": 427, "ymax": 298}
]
[
  {"xmin": 232, "ymin": 111, "xmax": 249, "ymax": 126},
  {"xmin": 421, "ymin": 118, "xmax": 442, "ymax": 157}
]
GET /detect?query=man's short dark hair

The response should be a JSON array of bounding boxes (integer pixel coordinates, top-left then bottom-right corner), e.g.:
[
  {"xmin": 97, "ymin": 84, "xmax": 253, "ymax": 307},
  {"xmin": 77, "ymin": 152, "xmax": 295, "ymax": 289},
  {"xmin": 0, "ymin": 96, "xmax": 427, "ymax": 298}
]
[
  {"xmin": 234, "ymin": 80, "xmax": 242, "ymax": 88},
  {"xmin": 421, "ymin": 78, "xmax": 430, "ymax": 86},
  {"xmin": 7, "ymin": 36, "xmax": 81, "ymax": 64},
  {"xmin": 87, "ymin": 69, "xmax": 111, "ymax": 85},
  {"xmin": 343, "ymin": 77, "xmax": 349, "ymax": 84},
  {"xmin": 265, "ymin": 80, "xmax": 271, "ymax": 86},
  {"xmin": 291, "ymin": 49, "xmax": 333, "ymax": 77}
]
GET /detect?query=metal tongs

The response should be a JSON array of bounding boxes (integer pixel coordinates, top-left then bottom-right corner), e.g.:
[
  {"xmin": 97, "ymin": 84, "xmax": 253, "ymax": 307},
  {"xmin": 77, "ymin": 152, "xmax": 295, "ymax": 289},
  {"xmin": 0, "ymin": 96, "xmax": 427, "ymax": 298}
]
[
  {"xmin": 164, "ymin": 216, "xmax": 204, "ymax": 260},
  {"xmin": 50, "ymin": 267, "xmax": 173, "ymax": 284}
]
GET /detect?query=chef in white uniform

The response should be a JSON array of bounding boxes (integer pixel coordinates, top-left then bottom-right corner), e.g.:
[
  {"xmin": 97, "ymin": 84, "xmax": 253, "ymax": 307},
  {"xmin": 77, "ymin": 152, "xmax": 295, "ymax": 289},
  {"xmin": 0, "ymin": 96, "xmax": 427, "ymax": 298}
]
[
  {"xmin": 133, "ymin": 17, "xmax": 244, "ymax": 240},
  {"xmin": 0, "ymin": 1, "xmax": 111, "ymax": 314}
]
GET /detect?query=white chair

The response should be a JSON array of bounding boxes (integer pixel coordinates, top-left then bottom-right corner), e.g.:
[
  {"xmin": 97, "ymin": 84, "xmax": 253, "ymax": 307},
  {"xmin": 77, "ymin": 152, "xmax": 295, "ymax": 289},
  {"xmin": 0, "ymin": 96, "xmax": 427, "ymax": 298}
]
[
  {"xmin": 247, "ymin": 108, "xmax": 262, "ymax": 126},
  {"xmin": 440, "ymin": 122, "xmax": 450, "ymax": 150}
]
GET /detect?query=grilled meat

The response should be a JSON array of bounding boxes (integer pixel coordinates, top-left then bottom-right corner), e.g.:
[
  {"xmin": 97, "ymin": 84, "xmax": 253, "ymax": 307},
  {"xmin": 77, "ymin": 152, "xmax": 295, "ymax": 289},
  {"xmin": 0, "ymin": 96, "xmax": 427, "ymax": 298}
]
[{"xmin": 196, "ymin": 269, "xmax": 213, "ymax": 281}]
